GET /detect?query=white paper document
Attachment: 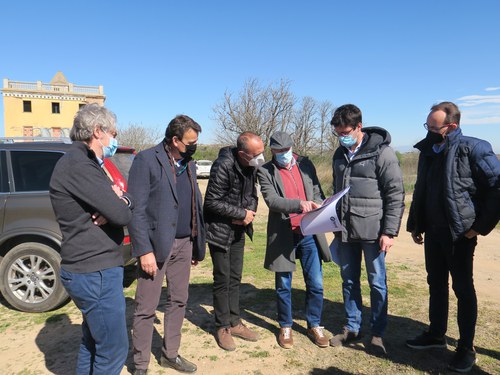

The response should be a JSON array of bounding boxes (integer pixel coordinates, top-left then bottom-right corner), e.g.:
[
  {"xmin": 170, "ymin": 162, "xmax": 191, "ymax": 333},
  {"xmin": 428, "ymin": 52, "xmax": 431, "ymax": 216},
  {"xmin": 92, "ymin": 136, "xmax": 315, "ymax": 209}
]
[{"xmin": 300, "ymin": 186, "xmax": 350, "ymax": 236}]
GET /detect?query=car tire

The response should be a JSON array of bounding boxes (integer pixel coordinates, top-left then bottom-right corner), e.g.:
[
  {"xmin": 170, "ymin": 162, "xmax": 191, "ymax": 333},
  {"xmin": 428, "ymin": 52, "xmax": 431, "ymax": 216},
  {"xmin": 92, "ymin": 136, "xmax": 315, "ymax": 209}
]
[{"xmin": 0, "ymin": 242, "xmax": 69, "ymax": 312}]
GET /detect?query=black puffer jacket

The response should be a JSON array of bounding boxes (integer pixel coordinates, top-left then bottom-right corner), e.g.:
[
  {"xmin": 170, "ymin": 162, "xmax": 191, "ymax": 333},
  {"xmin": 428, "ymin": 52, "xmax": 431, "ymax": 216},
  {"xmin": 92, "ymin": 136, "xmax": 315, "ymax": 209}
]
[{"xmin": 204, "ymin": 147, "xmax": 258, "ymax": 250}]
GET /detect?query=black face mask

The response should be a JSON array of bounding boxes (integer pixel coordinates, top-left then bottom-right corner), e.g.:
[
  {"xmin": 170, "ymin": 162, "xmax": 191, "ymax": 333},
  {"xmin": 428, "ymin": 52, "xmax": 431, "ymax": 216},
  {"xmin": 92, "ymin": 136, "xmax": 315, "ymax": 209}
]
[
  {"xmin": 179, "ymin": 144, "xmax": 197, "ymax": 159},
  {"xmin": 425, "ymin": 131, "xmax": 444, "ymax": 144}
]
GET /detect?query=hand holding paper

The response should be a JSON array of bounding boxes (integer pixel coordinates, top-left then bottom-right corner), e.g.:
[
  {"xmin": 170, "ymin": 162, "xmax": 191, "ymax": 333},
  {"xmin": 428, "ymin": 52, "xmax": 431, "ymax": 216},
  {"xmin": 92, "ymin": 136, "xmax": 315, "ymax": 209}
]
[{"xmin": 300, "ymin": 186, "xmax": 350, "ymax": 235}]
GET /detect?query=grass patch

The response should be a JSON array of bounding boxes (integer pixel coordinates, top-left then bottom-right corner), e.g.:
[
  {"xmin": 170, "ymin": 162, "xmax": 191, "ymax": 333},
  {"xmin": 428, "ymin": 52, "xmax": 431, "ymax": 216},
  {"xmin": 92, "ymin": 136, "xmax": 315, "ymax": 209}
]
[{"xmin": 245, "ymin": 350, "xmax": 270, "ymax": 358}]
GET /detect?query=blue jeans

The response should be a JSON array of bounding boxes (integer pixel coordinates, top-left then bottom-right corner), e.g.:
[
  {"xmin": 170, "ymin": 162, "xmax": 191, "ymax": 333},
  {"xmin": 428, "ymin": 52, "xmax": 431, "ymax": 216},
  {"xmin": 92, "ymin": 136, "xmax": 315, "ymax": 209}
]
[
  {"xmin": 338, "ymin": 241, "xmax": 387, "ymax": 337},
  {"xmin": 276, "ymin": 234, "xmax": 324, "ymax": 328},
  {"xmin": 60, "ymin": 266, "xmax": 128, "ymax": 375}
]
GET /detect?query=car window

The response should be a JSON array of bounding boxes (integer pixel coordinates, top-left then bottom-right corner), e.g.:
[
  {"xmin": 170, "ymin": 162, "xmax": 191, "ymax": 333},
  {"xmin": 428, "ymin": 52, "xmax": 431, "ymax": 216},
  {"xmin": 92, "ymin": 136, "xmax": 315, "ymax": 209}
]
[
  {"xmin": 108, "ymin": 152, "xmax": 135, "ymax": 182},
  {"xmin": 10, "ymin": 150, "xmax": 64, "ymax": 192},
  {"xmin": 0, "ymin": 151, "xmax": 9, "ymax": 193}
]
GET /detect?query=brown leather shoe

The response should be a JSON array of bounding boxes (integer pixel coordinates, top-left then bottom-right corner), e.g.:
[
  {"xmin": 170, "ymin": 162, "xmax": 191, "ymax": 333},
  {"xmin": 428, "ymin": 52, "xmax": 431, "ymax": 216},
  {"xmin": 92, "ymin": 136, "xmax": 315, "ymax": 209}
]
[
  {"xmin": 216, "ymin": 327, "xmax": 236, "ymax": 351},
  {"xmin": 231, "ymin": 322, "xmax": 260, "ymax": 341},
  {"xmin": 329, "ymin": 327, "xmax": 362, "ymax": 347},
  {"xmin": 369, "ymin": 336, "xmax": 387, "ymax": 356},
  {"xmin": 278, "ymin": 327, "xmax": 293, "ymax": 349},
  {"xmin": 307, "ymin": 326, "xmax": 329, "ymax": 348}
]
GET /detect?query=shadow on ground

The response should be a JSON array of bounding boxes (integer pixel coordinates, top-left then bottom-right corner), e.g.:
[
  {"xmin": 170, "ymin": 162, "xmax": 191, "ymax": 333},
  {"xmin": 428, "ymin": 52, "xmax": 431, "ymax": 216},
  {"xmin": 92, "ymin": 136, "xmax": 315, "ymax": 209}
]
[{"xmin": 33, "ymin": 271, "xmax": 498, "ymax": 375}]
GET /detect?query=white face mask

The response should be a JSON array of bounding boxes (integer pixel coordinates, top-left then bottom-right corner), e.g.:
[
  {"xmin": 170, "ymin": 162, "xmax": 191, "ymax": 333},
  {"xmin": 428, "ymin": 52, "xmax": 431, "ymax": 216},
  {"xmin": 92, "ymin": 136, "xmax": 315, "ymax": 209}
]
[{"xmin": 248, "ymin": 153, "xmax": 265, "ymax": 168}]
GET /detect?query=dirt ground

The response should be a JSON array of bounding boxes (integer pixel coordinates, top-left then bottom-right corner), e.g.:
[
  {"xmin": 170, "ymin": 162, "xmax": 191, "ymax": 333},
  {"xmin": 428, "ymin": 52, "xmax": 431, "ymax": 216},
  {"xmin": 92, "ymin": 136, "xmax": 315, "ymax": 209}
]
[{"xmin": 1, "ymin": 180, "xmax": 499, "ymax": 374}]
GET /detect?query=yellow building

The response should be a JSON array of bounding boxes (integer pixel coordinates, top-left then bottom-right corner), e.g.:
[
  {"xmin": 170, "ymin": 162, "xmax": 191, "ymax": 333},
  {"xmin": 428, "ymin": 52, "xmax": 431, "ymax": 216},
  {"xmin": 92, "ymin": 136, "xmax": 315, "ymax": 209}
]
[{"xmin": 2, "ymin": 72, "xmax": 105, "ymax": 138}]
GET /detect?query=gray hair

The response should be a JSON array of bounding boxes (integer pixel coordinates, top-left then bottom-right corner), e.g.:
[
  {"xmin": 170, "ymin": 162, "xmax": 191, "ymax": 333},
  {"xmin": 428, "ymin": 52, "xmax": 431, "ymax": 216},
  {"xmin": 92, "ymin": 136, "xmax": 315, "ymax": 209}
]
[{"xmin": 70, "ymin": 103, "xmax": 117, "ymax": 142}]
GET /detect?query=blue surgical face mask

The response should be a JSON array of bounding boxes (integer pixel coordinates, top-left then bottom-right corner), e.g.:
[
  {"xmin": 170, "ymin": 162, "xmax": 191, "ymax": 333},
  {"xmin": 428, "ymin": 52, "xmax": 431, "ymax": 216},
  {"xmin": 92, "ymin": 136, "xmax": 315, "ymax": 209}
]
[
  {"xmin": 274, "ymin": 149, "xmax": 293, "ymax": 167},
  {"xmin": 101, "ymin": 137, "xmax": 118, "ymax": 158},
  {"xmin": 339, "ymin": 134, "xmax": 357, "ymax": 148}
]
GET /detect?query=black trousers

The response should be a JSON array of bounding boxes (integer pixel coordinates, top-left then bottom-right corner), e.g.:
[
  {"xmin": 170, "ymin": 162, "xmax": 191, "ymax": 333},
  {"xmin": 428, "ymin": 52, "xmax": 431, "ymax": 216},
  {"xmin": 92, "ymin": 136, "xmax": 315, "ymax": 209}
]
[
  {"xmin": 210, "ymin": 230, "xmax": 245, "ymax": 328},
  {"xmin": 424, "ymin": 230, "xmax": 477, "ymax": 349}
]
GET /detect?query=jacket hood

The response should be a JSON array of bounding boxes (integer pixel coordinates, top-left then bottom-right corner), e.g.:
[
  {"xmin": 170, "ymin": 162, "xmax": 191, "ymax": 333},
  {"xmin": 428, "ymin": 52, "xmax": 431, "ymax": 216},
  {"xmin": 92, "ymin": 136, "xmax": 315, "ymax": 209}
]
[
  {"xmin": 216, "ymin": 146, "xmax": 248, "ymax": 174},
  {"xmin": 217, "ymin": 145, "xmax": 236, "ymax": 159},
  {"xmin": 217, "ymin": 146, "xmax": 238, "ymax": 160},
  {"xmin": 361, "ymin": 126, "xmax": 392, "ymax": 153}
]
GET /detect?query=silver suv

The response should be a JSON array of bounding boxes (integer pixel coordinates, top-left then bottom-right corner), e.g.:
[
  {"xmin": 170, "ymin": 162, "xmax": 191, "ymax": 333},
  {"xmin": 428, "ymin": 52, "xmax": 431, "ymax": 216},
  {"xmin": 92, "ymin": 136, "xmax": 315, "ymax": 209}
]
[{"xmin": 0, "ymin": 139, "xmax": 135, "ymax": 312}]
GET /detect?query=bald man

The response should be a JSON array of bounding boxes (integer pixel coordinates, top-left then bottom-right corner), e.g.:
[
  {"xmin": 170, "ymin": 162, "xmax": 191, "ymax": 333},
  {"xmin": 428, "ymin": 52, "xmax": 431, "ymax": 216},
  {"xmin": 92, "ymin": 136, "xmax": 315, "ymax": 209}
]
[{"xmin": 204, "ymin": 132, "xmax": 265, "ymax": 351}]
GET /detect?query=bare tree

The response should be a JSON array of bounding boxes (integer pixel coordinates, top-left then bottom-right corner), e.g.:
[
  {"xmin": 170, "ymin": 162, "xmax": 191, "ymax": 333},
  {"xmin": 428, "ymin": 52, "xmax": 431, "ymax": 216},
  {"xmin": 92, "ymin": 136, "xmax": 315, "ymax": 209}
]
[
  {"xmin": 118, "ymin": 123, "xmax": 164, "ymax": 152},
  {"xmin": 212, "ymin": 78, "xmax": 295, "ymax": 146},
  {"xmin": 317, "ymin": 100, "xmax": 338, "ymax": 152},
  {"xmin": 291, "ymin": 96, "xmax": 318, "ymax": 155}
]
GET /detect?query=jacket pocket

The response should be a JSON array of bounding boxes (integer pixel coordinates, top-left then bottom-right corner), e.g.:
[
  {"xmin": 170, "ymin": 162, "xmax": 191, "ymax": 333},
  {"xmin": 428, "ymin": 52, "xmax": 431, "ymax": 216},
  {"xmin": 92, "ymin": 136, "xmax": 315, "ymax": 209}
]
[{"xmin": 348, "ymin": 205, "xmax": 383, "ymax": 241}]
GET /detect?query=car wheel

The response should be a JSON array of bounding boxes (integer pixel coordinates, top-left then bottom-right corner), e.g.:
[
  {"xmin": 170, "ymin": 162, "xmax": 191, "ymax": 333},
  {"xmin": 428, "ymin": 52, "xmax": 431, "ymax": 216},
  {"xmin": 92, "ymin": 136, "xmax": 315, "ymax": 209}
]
[{"xmin": 0, "ymin": 243, "xmax": 69, "ymax": 312}]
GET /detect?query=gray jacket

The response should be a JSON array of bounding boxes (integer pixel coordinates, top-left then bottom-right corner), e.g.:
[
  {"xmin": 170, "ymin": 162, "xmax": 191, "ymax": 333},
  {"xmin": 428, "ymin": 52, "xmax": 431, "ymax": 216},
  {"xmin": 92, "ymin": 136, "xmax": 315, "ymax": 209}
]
[
  {"xmin": 257, "ymin": 155, "xmax": 332, "ymax": 272},
  {"xmin": 332, "ymin": 127, "xmax": 405, "ymax": 242}
]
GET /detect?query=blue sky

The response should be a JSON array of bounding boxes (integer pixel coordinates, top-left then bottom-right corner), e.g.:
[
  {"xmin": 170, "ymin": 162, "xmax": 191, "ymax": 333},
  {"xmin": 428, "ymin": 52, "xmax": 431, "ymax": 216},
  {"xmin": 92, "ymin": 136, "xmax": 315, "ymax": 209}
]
[{"xmin": 1, "ymin": 1, "xmax": 499, "ymax": 152}]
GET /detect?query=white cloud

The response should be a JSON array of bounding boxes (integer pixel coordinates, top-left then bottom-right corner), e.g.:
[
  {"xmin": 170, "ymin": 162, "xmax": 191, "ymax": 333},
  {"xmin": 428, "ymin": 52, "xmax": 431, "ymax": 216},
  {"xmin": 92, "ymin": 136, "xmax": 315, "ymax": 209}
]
[
  {"xmin": 485, "ymin": 87, "xmax": 500, "ymax": 91},
  {"xmin": 455, "ymin": 95, "xmax": 500, "ymax": 107},
  {"xmin": 455, "ymin": 94, "xmax": 500, "ymax": 126}
]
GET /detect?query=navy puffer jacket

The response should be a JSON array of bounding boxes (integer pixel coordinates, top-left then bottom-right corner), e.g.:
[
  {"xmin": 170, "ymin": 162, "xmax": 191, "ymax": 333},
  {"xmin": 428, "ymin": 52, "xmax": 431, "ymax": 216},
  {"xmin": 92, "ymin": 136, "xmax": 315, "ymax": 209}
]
[{"xmin": 407, "ymin": 128, "xmax": 500, "ymax": 241}]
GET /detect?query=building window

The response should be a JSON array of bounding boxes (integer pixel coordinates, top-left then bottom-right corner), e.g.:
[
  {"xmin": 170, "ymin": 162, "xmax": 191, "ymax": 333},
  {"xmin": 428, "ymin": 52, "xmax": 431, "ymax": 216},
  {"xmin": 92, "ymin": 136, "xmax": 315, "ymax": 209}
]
[
  {"xmin": 52, "ymin": 102, "xmax": 60, "ymax": 114},
  {"xmin": 79, "ymin": 103, "xmax": 86, "ymax": 109},
  {"xmin": 23, "ymin": 100, "xmax": 32, "ymax": 112},
  {"xmin": 23, "ymin": 126, "xmax": 34, "ymax": 137}
]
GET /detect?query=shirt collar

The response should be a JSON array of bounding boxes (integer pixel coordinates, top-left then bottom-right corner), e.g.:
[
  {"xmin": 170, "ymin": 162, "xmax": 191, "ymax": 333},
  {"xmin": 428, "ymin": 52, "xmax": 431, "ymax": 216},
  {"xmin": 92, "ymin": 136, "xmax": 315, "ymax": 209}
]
[
  {"xmin": 96, "ymin": 155, "xmax": 104, "ymax": 167},
  {"xmin": 346, "ymin": 136, "xmax": 366, "ymax": 160},
  {"xmin": 432, "ymin": 143, "xmax": 446, "ymax": 153},
  {"xmin": 175, "ymin": 158, "xmax": 184, "ymax": 167}
]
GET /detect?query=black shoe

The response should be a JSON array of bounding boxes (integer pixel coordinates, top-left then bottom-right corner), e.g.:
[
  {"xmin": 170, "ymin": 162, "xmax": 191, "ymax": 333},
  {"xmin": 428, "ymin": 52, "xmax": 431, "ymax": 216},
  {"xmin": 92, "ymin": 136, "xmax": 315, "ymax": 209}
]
[
  {"xmin": 406, "ymin": 331, "xmax": 447, "ymax": 349},
  {"xmin": 160, "ymin": 355, "xmax": 197, "ymax": 373},
  {"xmin": 448, "ymin": 346, "xmax": 477, "ymax": 373},
  {"xmin": 134, "ymin": 369, "xmax": 148, "ymax": 375}
]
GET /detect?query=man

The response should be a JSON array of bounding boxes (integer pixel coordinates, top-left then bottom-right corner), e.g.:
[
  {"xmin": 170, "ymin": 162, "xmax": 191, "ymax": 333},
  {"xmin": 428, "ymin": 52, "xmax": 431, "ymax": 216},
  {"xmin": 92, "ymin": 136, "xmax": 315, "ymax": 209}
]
[
  {"xmin": 50, "ymin": 103, "xmax": 133, "ymax": 374},
  {"xmin": 128, "ymin": 115, "xmax": 206, "ymax": 375},
  {"xmin": 406, "ymin": 102, "xmax": 500, "ymax": 372},
  {"xmin": 330, "ymin": 104, "xmax": 405, "ymax": 355},
  {"xmin": 257, "ymin": 131, "xmax": 332, "ymax": 349},
  {"xmin": 204, "ymin": 132, "xmax": 265, "ymax": 351}
]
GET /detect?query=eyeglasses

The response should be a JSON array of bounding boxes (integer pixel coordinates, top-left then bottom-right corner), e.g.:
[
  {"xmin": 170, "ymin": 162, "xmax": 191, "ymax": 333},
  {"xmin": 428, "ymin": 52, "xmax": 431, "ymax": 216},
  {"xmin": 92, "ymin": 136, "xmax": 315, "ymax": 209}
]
[
  {"xmin": 423, "ymin": 123, "xmax": 452, "ymax": 132},
  {"xmin": 101, "ymin": 127, "xmax": 117, "ymax": 138},
  {"xmin": 243, "ymin": 151, "xmax": 263, "ymax": 159},
  {"xmin": 331, "ymin": 127, "xmax": 356, "ymax": 137},
  {"xmin": 177, "ymin": 138, "xmax": 197, "ymax": 147}
]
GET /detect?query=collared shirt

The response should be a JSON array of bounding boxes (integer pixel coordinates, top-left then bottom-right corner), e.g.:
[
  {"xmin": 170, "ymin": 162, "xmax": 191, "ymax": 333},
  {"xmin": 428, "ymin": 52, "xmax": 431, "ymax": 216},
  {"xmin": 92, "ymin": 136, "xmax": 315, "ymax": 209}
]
[
  {"xmin": 346, "ymin": 135, "xmax": 367, "ymax": 160},
  {"xmin": 432, "ymin": 143, "xmax": 446, "ymax": 153},
  {"xmin": 96, "ymin": 155, "xmax": 104, "ymax": 167}
]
